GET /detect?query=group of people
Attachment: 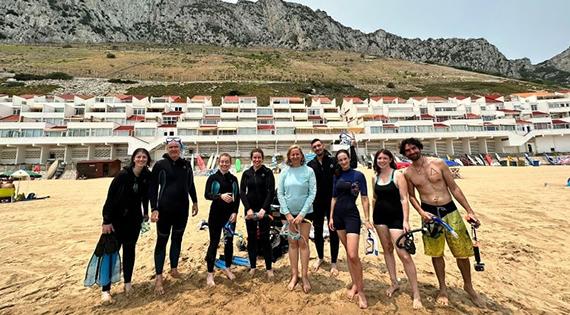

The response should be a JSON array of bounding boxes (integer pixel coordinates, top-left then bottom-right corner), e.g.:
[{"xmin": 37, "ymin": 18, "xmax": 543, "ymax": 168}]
[{"xmin": 98, "ymin": 136, "xmax": 483, "ymax": 309}]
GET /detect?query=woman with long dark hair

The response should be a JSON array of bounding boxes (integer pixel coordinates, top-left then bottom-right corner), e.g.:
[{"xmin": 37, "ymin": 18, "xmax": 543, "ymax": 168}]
[
  {"xmin": 240, "ymin": 148, "xmax": 275, "ymax": 278},
  {"xmin": 329, "ymin": 149, "xmax": 369, "ymax": 309},
  {"xmin": 100, "ymin": 148, "xmax": 151, "ymax": 302},
  {"xmin": 371, "ymin": 149, "xmax": 422, "ymax": 309}
]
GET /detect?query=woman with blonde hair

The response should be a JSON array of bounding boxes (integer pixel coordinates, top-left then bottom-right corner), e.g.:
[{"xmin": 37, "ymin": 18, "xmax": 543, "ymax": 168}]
[{"xmin": 277, "ymin": 145, "xmax": 316, "ymax": 293}]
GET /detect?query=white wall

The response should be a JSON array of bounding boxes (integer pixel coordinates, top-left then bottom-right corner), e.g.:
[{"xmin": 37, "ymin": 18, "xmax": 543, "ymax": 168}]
[{"xmin": 534, "ymin": 135, "xmax": 570, "ymax": 153}]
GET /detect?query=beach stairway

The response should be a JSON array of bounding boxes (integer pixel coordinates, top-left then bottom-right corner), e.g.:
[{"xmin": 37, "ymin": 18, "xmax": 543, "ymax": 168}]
[{"xmin": 54, "ymin": 162, "xmax": 67, "ymax": 179}]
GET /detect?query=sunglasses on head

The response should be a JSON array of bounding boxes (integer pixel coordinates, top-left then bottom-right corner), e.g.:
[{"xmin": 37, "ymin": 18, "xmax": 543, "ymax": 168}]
[{"xmin": 165, "ymin": 136, "xmax": 182, "ymax": 144}]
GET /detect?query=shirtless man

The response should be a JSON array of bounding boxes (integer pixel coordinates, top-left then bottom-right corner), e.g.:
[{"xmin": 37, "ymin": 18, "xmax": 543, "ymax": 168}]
[{"xmin": 400, "ymin": 138, "xmax": 484, "ymax": 307}]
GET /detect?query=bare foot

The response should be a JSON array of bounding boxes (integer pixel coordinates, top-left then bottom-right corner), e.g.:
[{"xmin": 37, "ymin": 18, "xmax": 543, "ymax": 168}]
[
  {"xmin": 357, "ymin": 292, "xmax": 368, "ymax": 309},
  {"xmin": 330, "ymin": 263, "xmax": 339, "ymax": 277},
  {"xmin": 436, "ymin": 291, "xmax": 449, "ymax": 306},
  {"xmin": 312, "ymin": 258, "xmax": 324, "ymax": 272},
  {"xmin": 346, "ymin": 284, "xmax": 358, "ymax": 300},
  {"xmin": 385, "ymin": 283, "xmax": 399, "ymax": 297},
  {"xmin": 301, "ymin": 277, "xmax": 311, "ymax": 293},
  {"xmin": 101, "ymin": 291, "xmax": 113, "ymax": 304},
  {"xmin": 154, "ymin": 276, "xmax": 165, "ymax": 295},
  {"xmin": 222, "ymin": 268, "xmax": 236, "ymax": 281},
  {"xmin": 206, "ymin": 272, "xmax": 216, "ymax": 287},
  {"xmin": 412, "ymin": 296, "xmax": 423, "ymax": 309},
  {"xmin": 169, "ymin": 268, "xmax": 181, "ymax": 278},
  {"xmin": 249, "ymin": 268, "xmax": 256, "ymax": 276},
  {"xmin": 124, "ymin": 283, "xmax": 133, "ymax": 296},
  {"xmin": 266, "ymin": 270, "xmax": 274, "ymax": 280},
  {"xmin": 465, "ymin": 286, "xmax": 485, "ymax": 308},
  {"xmin": 287, "ymin": 276, "xmax": 298, "ymax": 291}
]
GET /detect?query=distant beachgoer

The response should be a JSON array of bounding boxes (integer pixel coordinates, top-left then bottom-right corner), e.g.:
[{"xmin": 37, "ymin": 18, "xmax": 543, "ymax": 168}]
[
  {"xmin": 240, "ymin": 148, "xmax": 275, "ymax": 278},
  {"xmin": 401, "ymin": 138, "xmax": 484, "ymax": 307},
  {"xmin": 278, "ymin": 145, "xmax": 316, "ymax": 293},
  {"xmin": 329, "ymin": 149, "xmax": 369, "ymax": 309},
  {"xmin": 204, "ymin": 153, "xmax": 240, "ymax": 286},
  {"xmin": 100, "ymin": 148, "xmax": 151, "ymax": 303},
  {"xmin": 149, "ymin": 138, "xmax": 198, "ymax": 294},
  {"xmin": 371, "ymin": 149, "xmax": 422, "ymax": 309}
]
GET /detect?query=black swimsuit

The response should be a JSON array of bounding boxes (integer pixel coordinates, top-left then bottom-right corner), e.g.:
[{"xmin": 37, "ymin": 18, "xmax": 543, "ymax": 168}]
[{"xmin": 373, "ymin": 170, "xmax": 404, "ymax": 229}]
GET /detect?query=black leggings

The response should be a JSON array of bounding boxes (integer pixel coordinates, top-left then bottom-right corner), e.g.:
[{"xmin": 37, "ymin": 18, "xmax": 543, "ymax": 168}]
[
  {"xmin": 154, "ymin": 211, "xmax": 188, "ymax": 275},
  {"xmin": 102, "ymin": 221, "xmax": 140, "ymax": 292},
  {"xmin": 312, "ymin": 206, "xmax": 339, "ymax": 263},
  {"xmin": 205, "ymin": 215, "xmax": 233, "ymax": 272},
  {"xmin": 245, "ymin": 218, "xmax": 272, "ymax": 270}
]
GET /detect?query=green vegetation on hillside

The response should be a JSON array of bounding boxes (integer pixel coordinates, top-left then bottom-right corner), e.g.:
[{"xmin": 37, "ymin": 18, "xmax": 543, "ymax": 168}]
[
  {"xmin": 127, "ymin": 82, "xmax": 369, "ymax": 106},
  {"xmin": 0, "ymin": 84, "xmax": 60, "ymax": 96}
]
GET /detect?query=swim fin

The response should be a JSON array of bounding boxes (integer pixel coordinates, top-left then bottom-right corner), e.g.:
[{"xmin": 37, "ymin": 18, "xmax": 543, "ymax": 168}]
[
  {"xmin": 214, "ymin": 257, "xmax": 250, "ymax": 269},
  {"xmin": 218, "ymin": 255, "xmax": 251, "ymax": 267},
  {"xmin": 84, "ymin": 233, "xmax": 122, "ymax": 287}
]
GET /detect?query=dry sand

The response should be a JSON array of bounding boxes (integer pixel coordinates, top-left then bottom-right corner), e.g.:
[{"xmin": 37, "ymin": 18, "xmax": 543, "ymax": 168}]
[{"xmin": 1, "ymin": 166, "xmax": 569, "ymax": 314}]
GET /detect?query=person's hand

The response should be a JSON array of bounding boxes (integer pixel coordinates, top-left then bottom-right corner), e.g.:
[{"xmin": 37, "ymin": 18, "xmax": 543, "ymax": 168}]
[
  {"xmin": 246, "ymin": 209, "xmax": 254, "ymax": 220},
  {"xmin": 403, "ymin": 220, "xmax": 411, "ymax": 233},
  {"xmin": 364, "ymin": 220, "xmax": 373, "ymax": 230},
  {"xmin": 192, "ymin": 204, "xmax": 199, "ymax": 217},
  {"xmin": 229, "ymin": 213, "xmax": 237, "ymax": 223},
  {"xmin": 285, "ymin": 213, "xmax": 294, "ymax": 225},
  {"xmin": 151, "ymin": 210, "xmax": 159, "ymax": 223},
  {"xmin": 465, "ymin": 213, "xmax": 481, "ymax": 228},
  {"xmin": 328, "ymin": 218, "xmax": 335, "ymax": 231},
  {"xmin": 221, "ymin": 193, "xmax": 233, "ymax": 203},
  {"xmin": 257, "ymin": 209, "xmax": 266, "ymax": 219},
  {"xmin": 102, "ymin": 224, "xmax": 114, "ymax": 234},
  {"xmin": 419, "ymin": 210, "xmax": 434, "ymax": 223},
  {"xmin": 293, "ymin": 214, "xmax": 304, "ymax": 225}
]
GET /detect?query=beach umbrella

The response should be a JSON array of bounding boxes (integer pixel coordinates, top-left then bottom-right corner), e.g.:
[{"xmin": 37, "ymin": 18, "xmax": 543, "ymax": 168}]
[
  {"xmin": 10, "ymin": 169, "xmax": 30, "ymax": 179},
  {"xmin": 24, "ymin": 170, "xmax": 42, "ymax": 178}
]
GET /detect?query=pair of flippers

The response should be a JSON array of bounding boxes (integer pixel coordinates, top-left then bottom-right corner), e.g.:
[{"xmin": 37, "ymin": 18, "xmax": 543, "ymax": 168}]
[{"xmin": 84, "ymin": 233, "xmax": 121, "ymax": 287}]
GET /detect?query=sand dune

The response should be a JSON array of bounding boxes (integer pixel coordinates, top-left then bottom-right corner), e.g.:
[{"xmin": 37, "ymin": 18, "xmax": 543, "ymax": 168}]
[{"xmin": 0, "ymin": 166, "xmax": 569, "ymax": 314}]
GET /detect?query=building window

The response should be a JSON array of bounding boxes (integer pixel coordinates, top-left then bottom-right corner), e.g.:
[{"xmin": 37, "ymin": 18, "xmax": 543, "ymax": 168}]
[
  {"xmin": 163, "ymin": 117, "xmax": 178, "ymax": 125},
  {"xmin": 135, "ymin": 129, "xmax": 156, "ymax": 137},
  {"xmin": 178, "ymin": 129, "xmax": 198, "ymax": 136},
  {"xmin": 370, "ymin": 126, "xmax": 382, "ymax": 134},
  {"xmin": 133, "ymin": 108, "xmax": 145, "ymax": 115},
  {"xmin": 399, "ymin": 126, "xmax": 416, "ymax": 133}
]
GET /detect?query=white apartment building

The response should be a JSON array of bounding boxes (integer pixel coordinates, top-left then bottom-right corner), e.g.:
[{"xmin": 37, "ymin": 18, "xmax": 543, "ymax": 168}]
[{"xmin": 0, "ymin": 91, "xmax": 569, "ymax": 165}]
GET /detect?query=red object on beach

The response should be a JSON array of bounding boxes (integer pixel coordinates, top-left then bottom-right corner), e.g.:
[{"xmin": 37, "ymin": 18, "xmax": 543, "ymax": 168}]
[
  {"xmin": 196, "ymin": 155, "xmax": 206, "ymax": 171},
  {"xmin": 396, "ymin": 162, "xmax": 411, "ymax": 169},
  {"xmin": 33, "ymin": 164, "xmax": 41, "ymax": 172}
]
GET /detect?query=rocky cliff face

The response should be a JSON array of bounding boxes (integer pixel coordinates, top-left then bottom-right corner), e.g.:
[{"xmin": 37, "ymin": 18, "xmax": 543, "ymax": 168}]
[{"xmin": 1, "ymin": 0, "xmax": 568, "ymax": 85}]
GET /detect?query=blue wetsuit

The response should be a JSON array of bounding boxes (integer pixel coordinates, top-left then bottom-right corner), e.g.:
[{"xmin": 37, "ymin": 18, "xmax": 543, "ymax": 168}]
[{"xmin": 332, "ymin": 168, "xmax": 367, "ymax": 234}]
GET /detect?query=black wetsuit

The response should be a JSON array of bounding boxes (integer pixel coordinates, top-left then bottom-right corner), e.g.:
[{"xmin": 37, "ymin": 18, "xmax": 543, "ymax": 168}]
[
  {"xmin": 240, "ymin": 165, "xmax": 275, "ymax": 270},
  {"xmin": 307, "ymin": 147, "xmax": 357, "ymax": 263},
  {"xmin": 373, "ymin": 170, "xmax": 404, "ymax": 229},
  {"xmin": 101, "ymin": 166, "xmax": 150, "ymax": 291},
  {"xmin": 205, "ymin": 170, "xmax": 240, "ymax": 272},
  {"xmin": 149, "ymin": 154, "xmax": 197, "ymax": 275},
  {"xmin": 332, "ymin": 168, "xmax": 367, "ymax": 234}
]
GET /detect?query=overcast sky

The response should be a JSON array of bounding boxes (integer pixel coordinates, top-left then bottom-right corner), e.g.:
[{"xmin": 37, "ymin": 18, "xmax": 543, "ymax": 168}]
[{"xmin": 223, "ymin": 0, "xmax": 570, "ymax": 64}]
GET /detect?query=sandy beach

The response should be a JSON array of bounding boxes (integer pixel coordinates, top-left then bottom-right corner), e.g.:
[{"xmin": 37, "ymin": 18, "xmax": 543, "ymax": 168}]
[{"xmin": 1, "ymin": 166, "xmax": 569, "ymax": 314}]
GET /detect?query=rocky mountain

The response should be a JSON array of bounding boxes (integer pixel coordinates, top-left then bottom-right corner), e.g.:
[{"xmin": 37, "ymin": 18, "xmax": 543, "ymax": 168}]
[{"xmin": 1, "ymin": 0, "xmax": 568, "ymax": 85}]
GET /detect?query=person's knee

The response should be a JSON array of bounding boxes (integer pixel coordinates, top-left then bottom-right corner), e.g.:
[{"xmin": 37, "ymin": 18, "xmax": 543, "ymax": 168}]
[
  {"xmin": 156, "ymin": 232, "xmax": 169, "ymax": 247},
  {"xmin": 289, "ymin": 240, "xmax": 299, "ymax": 250},
  {"xmin": 171, "ymin": 228, "xmax": 184, "ymax": 242},
  {"xmin": 347, "ymin": 251, "xmax": 360, "ymax": 264}
]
